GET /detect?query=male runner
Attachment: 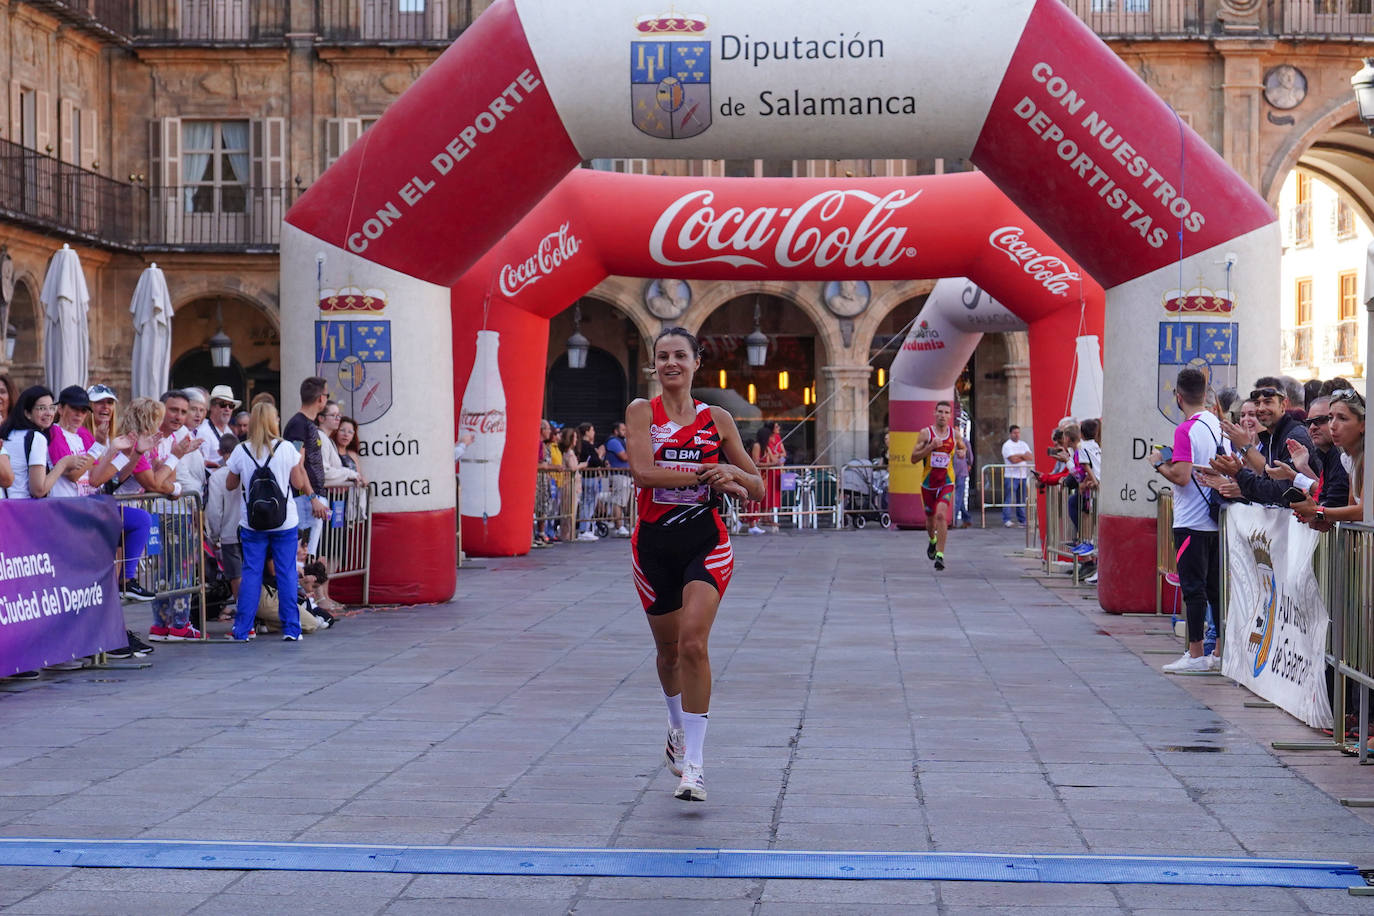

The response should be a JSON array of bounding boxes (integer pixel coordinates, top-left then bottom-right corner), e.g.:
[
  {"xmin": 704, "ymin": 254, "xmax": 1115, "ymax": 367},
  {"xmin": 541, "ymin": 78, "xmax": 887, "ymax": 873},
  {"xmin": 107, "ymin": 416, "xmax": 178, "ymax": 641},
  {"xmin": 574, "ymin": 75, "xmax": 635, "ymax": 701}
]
[{"xmin": 910, "ymin": 401, "xmax": 966, "ymax": 571}]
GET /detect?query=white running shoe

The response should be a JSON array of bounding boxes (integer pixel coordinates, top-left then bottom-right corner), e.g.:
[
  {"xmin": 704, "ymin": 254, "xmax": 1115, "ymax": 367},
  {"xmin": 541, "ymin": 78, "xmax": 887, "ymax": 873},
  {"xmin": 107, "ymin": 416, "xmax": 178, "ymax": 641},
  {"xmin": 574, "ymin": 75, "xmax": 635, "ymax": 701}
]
[
  {"xmin": 1162, "ymin": 653, "xmax": 1212, "ymax": 674},
  {"xmin": 1003, "ymin": 520, "xmax": 1015, "ymax": 528},
  {"xmin": 674, "ymin": 762, "xmax": 706, "ymax": 801},
  {"xmin": 665, "ymin": 728, "xmax": 685, "ymax": 776},
  {"xmin": 748, "ymin": 525, "xmax": 765, "ymax": 535},
  {"xmin": 615, "ymin": 526, "xmax": 631, "ymax": 537},
  {"xmin": 576, "ymin": 531, "xmax": 599, "ymax": 542},
  {"xmin": 1208, "ymin": 653, "xmax": 1222, "ymax": 671}
]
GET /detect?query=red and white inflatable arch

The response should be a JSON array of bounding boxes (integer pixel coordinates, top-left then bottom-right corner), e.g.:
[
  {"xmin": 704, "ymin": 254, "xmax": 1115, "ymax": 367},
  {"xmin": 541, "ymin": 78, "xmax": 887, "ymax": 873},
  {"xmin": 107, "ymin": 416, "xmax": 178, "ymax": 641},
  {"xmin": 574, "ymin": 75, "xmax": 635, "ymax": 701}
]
[{"xmin": 283, "ymin": 0, "xmax": 1278, "ymax": 610}]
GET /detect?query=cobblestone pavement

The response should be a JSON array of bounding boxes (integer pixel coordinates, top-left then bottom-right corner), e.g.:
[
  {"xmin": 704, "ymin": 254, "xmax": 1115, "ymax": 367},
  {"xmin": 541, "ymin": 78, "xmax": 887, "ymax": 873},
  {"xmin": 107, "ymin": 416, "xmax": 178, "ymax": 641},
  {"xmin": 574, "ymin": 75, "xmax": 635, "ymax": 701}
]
[{"xmin": 1, "ymin": 526, "xmax": 1371, "ymax": 914}]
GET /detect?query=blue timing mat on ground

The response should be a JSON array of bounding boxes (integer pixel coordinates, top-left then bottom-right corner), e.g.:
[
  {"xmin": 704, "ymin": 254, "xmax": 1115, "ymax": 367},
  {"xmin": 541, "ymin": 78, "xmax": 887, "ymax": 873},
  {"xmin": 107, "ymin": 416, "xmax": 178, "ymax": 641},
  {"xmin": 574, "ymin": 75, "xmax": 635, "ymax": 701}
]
[{"xmin": 0, "ymin": 839, "xmax": 1364, "ymax": 889}]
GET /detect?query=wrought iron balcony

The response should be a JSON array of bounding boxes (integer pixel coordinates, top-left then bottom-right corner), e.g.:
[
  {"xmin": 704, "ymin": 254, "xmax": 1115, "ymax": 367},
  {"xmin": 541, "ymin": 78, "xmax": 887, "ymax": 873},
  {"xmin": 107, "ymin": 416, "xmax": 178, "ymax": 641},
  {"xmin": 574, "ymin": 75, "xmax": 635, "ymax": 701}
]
[
  {"xmin": 1268, "ymin": 0, "xmax": 1374, "ymax": 38},
  {"xmin": 1060, "ymin": 0, "xmax": 1207, "ymax": 37},
  {"xmin": 18, "ymin": 0, "xmax": 134, "ymax": 41},
  {"xmin": 0, "ymin": 137, "xmax": 293, "ymax": 251},
  {"xmin": 314, "ymin": 0, "xmax": 473, "ymax": 43},
  {"xmin": 132, "ymin": 0, "xmax": 287, "ymax": 44},
  {"xmin": 0, "ymin": 138, "xmax": 144, "ymax": 248},
  {"xmin": 1283, "ymin": 326, "xmax": 1315, "ymax": 367},
  {"xmin": 144, "ymin": 186, "xmax": 293, "ymax": 250}
]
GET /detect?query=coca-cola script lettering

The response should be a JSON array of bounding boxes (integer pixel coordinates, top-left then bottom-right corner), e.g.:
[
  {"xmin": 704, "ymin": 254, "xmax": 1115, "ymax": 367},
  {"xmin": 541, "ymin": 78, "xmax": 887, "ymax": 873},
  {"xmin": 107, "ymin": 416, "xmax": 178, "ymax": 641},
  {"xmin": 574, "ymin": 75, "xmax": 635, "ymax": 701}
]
[
  {"xmin": 988, "ymin": 227, "xmax": 1080, "ymax": 296},
  {"xmin": 498, "ymin": 223, "xmax": 581, "ymax": 297},
  {"xmin": 460, "ymin": 409, "xmax": 507, "ymax": 435},
  {"xmin": 649, "ymin": 189, "xmax": 921, "ymax": 270}
]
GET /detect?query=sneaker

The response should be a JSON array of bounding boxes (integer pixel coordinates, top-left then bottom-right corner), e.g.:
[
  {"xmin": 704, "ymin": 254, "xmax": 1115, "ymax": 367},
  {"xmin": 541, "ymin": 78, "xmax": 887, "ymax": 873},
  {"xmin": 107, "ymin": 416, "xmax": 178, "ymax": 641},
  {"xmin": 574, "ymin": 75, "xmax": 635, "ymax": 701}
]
[
  {"xmin": 1003, "ymin": 520, "xmax": 1015, "ymax": 528},
  {"xmin": 674, "ymin": 762, "xmax": 707, "ymax": 801},
  {"xmin": 665, "ymin": 728, "xmax": 685, "ymax": 777},
  {"xmin": 1085, "ymin": 571, "xmax": 1099, "ymax": 584},
  {"xmin": 1072, "ymin": 542, "xmax": 1096, "ymax": 556},
  {"xmin": 164, "ymin": 625, "xmax": 202, "ymax": 641},
  {"xmin": 314, "ymin": 618, "xmax": 331, "ymax": 630},
  {"xmin": 934, "ymin": 553, "xmax": 945, "ymax": 571},
  {"xmin": 282, "ymin": 633, "xmax": 303, "ymax": 641},
  {"xmin": 147, "ymin": 625, "xmax": 172, "ymax": 642},
  {"xmin": 105, "ymin": 645, "xmax": 137, "ymax": 660},
  {"xmin": 1208, "ymin": 653, "xmax": 1222, "ymax": 671},
  {"xmin": 576, "ymin": 531, "xmax": 599, "ymax": 542},
  {"xmin": 120, "ymin": 580, "xmax": 156, "ymax": 602},
  {"xmin": 615, "ymin": 526, "xmax": 631, "ymax": 537},
  {"xmin": 125, "ymin": 630, "xmax": 154, "ymax": 656},
  {"xmin": 927, "ymin": 539, "xmax": 938, "ymax": 560},
  {"xmin": 1162, "ymin": 653, "xmax": 1213, "ymax": 674},
  {"xmin": 748, "ymin": 526, "xmax": 766, "ymax": 535}
]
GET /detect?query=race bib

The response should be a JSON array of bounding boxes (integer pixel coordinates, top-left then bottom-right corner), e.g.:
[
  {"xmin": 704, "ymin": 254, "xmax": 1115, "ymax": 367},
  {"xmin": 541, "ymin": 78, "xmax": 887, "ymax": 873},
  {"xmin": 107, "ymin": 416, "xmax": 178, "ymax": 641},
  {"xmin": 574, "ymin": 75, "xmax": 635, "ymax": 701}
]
[
  {"xmin": 930, "ymin": 451, "xmax": 951, "ymax": 470},
  {"xmin": 652, "ymin": 460, "xmax": 708, "ymax": 505}
]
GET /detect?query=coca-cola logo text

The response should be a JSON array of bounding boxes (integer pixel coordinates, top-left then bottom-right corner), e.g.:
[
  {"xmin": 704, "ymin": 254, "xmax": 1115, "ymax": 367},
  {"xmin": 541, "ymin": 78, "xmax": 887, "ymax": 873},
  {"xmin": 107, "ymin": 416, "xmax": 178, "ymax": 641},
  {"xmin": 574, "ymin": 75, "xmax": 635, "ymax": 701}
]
[
  {"xmin": 498, "ymin": 223, "xmax": 581, "ymax": 297},
  {"xmin": 460, "ymin": 409, "xmax": 507, "ymax": 435},
  {"xmin": 649, "ymin": 189, "xmax": 921, "ymax": 271},
  {"xmin": 988, "ymin": 227, "xmax": 1080, "ymax": 296}
]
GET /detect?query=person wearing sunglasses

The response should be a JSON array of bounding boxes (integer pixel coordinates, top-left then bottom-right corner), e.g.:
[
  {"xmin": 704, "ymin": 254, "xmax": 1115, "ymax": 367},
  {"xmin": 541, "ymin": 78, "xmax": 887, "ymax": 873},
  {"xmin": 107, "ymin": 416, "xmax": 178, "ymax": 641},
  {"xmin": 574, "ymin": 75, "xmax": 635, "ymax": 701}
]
[
  {"xmin": 1215, "ymin": 376, "xmax": 1320, "ymax": 507},
  {"xmin": 1281, "ymin": 390, "xmax": 1364, "ymax": 529},
  {"xmin": 1266, "ymin": 395, "xmax": 1349, "ymax": 513}
]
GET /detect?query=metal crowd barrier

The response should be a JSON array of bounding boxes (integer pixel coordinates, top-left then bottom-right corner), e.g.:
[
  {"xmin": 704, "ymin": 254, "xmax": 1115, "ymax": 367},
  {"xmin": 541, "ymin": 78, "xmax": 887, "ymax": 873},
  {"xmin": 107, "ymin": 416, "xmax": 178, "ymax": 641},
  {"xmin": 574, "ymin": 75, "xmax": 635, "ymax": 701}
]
[
  {"xmin": 742, "ymin": 465, "xmax": 842, "ymax": 530},
  {"xmin": 1320, "ymin": 522, "xmax": 1374, "ymax": 764},
  {"xmin": 115, "ymin": 492, "xmax": 207, "ymax": 637},
  {"xmin": 1040, "ymin": 481, "xmax": 1097, "ymax": 583},
  {"xmin": 1024, "ymin": 486, "xmax": 1039, "ymax": 554},
  {"xmin": 533, "ymin": 467, "xmax": 637, "ymax": 541},
  {"xmin": 315, "ymin": 485, "xmax": 372, "ymax": 604},
  {"xmin": 979, "ymin": 463, "xmax": 1031, "ymax": 528},
  {"xmin": 1155, "ymin": 490, "xmax": 1177, "ymax": 616}
]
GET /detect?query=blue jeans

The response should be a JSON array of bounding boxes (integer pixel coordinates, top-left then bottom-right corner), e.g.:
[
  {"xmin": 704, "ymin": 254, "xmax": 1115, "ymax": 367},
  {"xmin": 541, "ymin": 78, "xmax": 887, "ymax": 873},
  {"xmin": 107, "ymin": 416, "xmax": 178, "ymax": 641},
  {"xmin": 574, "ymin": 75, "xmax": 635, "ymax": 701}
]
[
  {"xmin": 953, "ymin": 475, "xmax": 969, "ymax": 525},
  {"xmin": 235, "ymin": 526, "xmax": 301, "ymax": 639},
  {"xmin": 150, "ymin": 510, "xmax": 195, "ymax": 630},
  {"xmin": 1002, "ymin": 478, "xmax": 1027, "ymax": 524}
]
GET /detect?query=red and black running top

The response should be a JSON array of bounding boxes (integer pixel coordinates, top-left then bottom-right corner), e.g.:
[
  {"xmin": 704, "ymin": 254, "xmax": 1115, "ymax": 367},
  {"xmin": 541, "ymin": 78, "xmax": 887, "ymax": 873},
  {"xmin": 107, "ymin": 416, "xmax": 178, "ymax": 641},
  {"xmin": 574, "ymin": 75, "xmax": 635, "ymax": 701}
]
[{"xmin": 636, "ymin": 397, "xmax": 723, "ymax": 527}]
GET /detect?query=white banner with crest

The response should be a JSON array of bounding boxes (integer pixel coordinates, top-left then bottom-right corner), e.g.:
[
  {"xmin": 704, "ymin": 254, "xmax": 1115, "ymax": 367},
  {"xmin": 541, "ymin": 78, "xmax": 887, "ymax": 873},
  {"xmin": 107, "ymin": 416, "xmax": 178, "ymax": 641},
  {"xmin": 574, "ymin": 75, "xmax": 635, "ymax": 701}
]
[{"xmin": 1222, "ymin": 504, "xmax": 1332, "ymax": 729}]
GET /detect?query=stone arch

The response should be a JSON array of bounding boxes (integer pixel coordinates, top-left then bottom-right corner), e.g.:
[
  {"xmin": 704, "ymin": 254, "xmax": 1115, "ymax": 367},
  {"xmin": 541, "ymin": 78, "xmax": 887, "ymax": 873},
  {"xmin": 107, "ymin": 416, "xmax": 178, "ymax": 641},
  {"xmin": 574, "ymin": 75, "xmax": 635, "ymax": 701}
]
[
  {"xmin": 1264, "ymin": 98, "xmax": 1363, "ymax": 215},
  {"xmin": 853, "ymin": 278, "xmax": 937, "ymax": 359},
  {"xmin": 584, "ymin": 275, "xmax": 676, "ymax": 349},
  {"xmin": 682, "ymin": 280, "xmax": 840, "ymax": 367},
  {"xmin": 170, "ymin": 285, "xmax": 280, "ymax": 330},
  {"xmin": 7, "ymin": 272, "xmax": 44, "ymax": 374}
]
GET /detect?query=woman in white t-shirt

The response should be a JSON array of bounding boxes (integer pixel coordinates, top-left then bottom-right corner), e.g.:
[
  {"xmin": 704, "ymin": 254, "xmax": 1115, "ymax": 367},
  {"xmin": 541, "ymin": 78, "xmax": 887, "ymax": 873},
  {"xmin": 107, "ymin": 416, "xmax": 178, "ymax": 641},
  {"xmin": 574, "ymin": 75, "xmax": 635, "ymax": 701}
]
[
  {"xmin": 225, "ymin": 402, "xmax": 307, "ymax": 642},
  {"xmin": 0, "ymin": 386, "xmax": 80, "ymax": 499}
]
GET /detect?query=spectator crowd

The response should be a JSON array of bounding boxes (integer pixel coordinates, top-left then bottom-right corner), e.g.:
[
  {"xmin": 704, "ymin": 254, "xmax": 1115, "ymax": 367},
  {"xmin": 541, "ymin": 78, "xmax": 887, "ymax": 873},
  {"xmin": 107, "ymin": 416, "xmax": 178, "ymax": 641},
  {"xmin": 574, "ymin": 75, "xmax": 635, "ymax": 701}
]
[{"xmin": 0, "ymin": 373, "xmax": 371, "ymax": 678}]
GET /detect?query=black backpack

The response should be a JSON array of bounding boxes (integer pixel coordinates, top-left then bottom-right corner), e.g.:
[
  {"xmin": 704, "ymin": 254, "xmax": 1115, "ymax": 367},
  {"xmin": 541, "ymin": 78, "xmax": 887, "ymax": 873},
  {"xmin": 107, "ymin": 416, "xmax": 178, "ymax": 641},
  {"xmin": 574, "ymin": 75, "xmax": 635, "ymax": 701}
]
[{"xmin": 241, "ymin": 441, "xmax": 287, "ymax": 530}]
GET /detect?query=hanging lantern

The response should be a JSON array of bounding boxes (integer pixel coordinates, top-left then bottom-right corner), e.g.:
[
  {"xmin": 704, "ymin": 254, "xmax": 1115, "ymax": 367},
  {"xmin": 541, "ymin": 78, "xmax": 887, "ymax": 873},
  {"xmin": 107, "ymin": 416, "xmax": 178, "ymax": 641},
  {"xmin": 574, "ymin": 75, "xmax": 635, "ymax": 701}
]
[{"xmin": 566, "ymin": 303, "xmax": 589, "ymax": 369}]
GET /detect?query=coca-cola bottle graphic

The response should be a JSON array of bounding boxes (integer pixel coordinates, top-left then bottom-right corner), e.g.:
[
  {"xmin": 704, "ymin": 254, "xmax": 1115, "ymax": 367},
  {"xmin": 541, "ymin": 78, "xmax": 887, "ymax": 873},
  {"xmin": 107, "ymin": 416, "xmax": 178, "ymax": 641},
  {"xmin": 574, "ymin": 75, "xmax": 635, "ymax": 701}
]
[{"xmin": 458, "ymin": 330, "xmax": 507, "ymax": 518}]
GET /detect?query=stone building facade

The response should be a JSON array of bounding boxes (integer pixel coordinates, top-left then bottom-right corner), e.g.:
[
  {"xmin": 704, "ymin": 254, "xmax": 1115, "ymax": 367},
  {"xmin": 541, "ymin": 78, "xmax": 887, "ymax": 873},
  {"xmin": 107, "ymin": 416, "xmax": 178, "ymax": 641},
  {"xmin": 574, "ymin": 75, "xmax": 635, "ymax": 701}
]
[{"xmin": 0, "ymin": 0, "xmax": 1372, "ymax": 485}]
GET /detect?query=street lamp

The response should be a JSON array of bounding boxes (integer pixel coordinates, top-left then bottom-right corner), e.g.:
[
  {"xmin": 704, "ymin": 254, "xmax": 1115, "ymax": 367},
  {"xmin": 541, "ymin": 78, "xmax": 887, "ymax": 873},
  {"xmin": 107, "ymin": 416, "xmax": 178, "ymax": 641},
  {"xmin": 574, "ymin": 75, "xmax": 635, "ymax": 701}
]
[
  {"xmin": 746, "ymin": 297, "xmax": 768, "ymax": 367},
  {"xmin": 208, "ymin": 300, "xmax": 232, "ymax": 369},
  {"xmin": 1352, "ymin": 58, "xmax": 1374, "ymax": 134},
  {"xmin": 566, "ymin": 303, "xmax": 589, "ymax": 369}
]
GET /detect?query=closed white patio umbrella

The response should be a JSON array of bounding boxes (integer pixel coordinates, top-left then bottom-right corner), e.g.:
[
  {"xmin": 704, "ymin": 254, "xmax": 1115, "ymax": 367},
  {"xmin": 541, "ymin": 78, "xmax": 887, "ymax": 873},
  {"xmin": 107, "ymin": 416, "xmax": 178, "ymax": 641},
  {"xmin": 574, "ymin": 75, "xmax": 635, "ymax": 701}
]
[
  {"xmin": 130, "ymin": 263, "xmax": 173, "ymax": 400},
  {"xmin": 39, "ymin": 243, "xmax": 90, "ymax": 392}
]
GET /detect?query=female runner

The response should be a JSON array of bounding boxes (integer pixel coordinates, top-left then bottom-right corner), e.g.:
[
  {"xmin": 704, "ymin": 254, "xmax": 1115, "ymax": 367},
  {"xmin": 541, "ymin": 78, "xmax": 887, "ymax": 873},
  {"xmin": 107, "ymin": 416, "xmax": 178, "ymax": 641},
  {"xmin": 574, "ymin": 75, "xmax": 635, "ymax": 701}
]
[{"xmin": 627, "ymin": 327, "xmax": 764, "ymax": 801}]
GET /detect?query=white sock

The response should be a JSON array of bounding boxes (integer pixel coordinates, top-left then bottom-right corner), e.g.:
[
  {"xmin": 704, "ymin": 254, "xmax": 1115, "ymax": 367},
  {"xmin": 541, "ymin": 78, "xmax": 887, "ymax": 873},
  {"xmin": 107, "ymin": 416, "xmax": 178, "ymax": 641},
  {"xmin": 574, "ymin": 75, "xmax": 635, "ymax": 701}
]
[
  {"xmin": 682, "ymin": 710, "xmax": 708, "ymax": 768},
  {"xmin": 664, "ymin": 692, "xmax": 684, "ymax": 731}
]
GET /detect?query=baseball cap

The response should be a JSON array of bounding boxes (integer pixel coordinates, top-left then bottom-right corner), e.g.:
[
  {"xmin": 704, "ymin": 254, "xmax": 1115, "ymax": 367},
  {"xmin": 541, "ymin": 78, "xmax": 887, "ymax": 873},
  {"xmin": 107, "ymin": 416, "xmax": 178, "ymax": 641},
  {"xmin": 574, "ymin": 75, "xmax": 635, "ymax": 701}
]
[
  {"xmin": 87, "ymin": 384, "xmax": 117, "ymax": 403},
  {"xmin": 57, "ymin": 385, "xmax": 91, "ymax": 410}
]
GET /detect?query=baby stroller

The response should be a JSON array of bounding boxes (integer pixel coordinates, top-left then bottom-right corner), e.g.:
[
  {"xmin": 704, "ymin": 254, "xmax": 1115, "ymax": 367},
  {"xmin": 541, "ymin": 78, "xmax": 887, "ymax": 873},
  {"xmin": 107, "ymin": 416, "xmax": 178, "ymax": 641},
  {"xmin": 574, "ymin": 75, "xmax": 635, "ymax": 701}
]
[{"xmin": 842, "ymin": 459, "xmax": 891, "ymax": 529}]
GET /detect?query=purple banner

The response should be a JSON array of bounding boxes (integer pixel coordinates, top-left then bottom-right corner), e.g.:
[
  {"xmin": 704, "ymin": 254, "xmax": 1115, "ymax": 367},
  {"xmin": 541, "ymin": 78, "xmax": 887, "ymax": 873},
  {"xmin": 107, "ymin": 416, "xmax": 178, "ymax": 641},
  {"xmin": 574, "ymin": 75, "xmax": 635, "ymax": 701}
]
[{"xmin": 0, "ymin": 497, "xmax": 125, "ymax": 676}]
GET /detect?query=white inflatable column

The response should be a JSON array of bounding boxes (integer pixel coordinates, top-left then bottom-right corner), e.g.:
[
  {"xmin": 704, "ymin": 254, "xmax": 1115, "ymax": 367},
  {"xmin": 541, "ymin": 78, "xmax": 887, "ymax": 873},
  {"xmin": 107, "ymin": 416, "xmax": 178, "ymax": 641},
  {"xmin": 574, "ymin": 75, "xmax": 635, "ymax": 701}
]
[{"xmin": 280, "ymin": 224, "xmax": 458, "ymax": 605}]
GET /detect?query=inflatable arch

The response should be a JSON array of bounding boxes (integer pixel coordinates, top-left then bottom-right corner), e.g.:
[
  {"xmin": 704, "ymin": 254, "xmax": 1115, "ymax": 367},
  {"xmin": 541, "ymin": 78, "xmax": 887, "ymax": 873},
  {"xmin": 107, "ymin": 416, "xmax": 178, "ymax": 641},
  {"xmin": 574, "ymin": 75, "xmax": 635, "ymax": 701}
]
[{"xmin": 282, "ymin": 0, "xmax": 1279, "ymax": 611}]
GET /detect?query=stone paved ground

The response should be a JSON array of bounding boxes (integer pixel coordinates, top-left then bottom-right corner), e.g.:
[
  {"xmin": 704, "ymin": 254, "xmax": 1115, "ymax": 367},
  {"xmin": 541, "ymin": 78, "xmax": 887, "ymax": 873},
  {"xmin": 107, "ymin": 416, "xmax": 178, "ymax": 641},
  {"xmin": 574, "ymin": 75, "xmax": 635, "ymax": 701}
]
[{"xmin": 0, "ymin": 525, "xmax": 1371, "ymax": 914}]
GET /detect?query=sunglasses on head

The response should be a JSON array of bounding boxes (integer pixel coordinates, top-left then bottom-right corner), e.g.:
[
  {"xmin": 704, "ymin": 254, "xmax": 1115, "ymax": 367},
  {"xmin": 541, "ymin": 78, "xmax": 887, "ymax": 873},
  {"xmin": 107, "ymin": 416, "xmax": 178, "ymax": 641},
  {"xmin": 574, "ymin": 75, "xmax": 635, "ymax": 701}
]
[
  {"xmin": 1329, "ymin": 388, "xmax": 1366, "ymax": 406},
  {"xmin": 1249, "ymin": 387, "xmax": 1282, "ymax": 401}
]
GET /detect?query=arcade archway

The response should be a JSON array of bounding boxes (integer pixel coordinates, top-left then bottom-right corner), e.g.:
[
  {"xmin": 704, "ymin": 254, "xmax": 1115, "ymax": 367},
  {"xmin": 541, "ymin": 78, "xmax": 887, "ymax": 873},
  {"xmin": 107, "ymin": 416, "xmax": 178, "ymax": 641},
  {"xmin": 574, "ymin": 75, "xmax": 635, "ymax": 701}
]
[{"xmin": 281, "ymin": 0, "xmax": 1279, "ymax": 609}]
